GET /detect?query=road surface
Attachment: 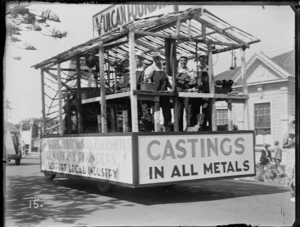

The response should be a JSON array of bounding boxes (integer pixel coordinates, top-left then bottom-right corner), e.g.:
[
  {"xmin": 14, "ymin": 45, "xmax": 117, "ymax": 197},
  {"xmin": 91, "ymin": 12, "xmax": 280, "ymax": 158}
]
[{"xmin": 4, "ymin": 155, "xmax": 295, "ymax": 226}]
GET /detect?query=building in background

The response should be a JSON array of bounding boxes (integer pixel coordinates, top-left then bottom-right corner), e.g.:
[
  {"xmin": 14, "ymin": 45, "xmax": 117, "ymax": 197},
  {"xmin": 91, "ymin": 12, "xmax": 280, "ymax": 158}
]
[{"xmin": 215, "ymin": 50, "xmax": 295, "ymax": 147}]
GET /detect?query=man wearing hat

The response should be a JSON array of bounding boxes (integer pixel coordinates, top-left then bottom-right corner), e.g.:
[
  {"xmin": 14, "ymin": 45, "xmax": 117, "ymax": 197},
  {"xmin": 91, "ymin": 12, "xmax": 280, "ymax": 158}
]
[
  {"xmin": 190, "ymin": 51, "xmax": 211, "ymax": 130},
  {"xmin": 144, "ymin": 52, "xmax": 172, "ymax": 131},
  {"xmin": 134, "ymin": 51, "xmax": 153, "ymax": 131},
  {"xmin": 176, "ymin": 54, "xmax": 195, "ymax": 131}
]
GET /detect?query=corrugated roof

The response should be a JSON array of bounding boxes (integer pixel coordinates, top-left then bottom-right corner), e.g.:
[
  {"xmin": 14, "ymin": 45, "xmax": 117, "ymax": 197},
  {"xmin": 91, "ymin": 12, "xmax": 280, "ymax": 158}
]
[{"xmin": 32, "ymin": 6, "xmax": 260, "ymax": 70}]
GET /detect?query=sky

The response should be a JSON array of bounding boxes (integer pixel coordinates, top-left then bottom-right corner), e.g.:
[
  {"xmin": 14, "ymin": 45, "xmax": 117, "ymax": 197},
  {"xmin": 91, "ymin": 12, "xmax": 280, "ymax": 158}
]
[{"xmin": 4, "ymin": 3, "xmax": 295, "ymax": 124}]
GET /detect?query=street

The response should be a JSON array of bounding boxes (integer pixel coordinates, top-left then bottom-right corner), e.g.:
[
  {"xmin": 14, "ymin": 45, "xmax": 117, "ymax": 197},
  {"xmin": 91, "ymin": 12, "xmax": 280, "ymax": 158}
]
[{"xmin": 5, "ymin": 155, "xmax": 295, "ymax": 227}]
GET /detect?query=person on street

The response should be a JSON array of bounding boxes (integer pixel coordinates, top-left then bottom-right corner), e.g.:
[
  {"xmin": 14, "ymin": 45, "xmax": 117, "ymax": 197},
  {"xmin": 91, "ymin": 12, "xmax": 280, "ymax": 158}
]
[
  {"xmin": 144, "ymin": 52, "xmax": 172, "ymax": 131},
  {"xmin": 255, "ymin": 143, "xmax": 272, "ymax": 181},
  {"xmin": 282, "ymin": 116, "xmax": 296, "ymax": 202},
  {"xmin": 273, "ymin": 140, "xmax": 284, "ymax": 176}
]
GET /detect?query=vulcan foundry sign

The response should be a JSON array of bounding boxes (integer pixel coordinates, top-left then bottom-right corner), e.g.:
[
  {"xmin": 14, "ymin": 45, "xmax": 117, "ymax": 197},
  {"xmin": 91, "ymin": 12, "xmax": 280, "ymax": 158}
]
[{"xmin": 93, "ymin": 4, "xmax": 168, "ymax": 37}]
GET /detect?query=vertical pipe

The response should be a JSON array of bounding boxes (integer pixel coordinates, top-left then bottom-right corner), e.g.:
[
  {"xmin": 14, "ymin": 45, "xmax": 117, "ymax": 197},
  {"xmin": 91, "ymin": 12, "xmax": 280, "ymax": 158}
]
[
  {"xmin": 228, "ymin": 100, "xmax": 233, "ymax": 131},
  {"xmin": 128, "ymin": 25, "xmax": 139, "ymax": 132},
  {"xmin": 241, "ymin": 47, "xmax": 249, "ymax": 130},
  {"xmin": 57, "ymin": 63, "xmax": 64, "ymax": 136},
  {"xmin": 76, "ymin": 57, "xmax": 82, "ymax": 133},
  {"xmin": 99, "ymin": 41, "xmax": 107, "ymax": 133},
  {"xmin": 208, "ymin": 42, "xmax": 216, "ymax": 131},
  {"xmin": 40, "ymin": 69, "xmax": 46, "ymax": 134}
]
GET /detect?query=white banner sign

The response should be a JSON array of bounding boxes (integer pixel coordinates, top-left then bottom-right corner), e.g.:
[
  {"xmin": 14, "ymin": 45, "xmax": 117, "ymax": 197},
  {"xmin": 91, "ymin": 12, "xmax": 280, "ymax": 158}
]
[
  {"xmin": 93, "ymin": 4, "xmax": 168, "ymax": 37},
  {"xmin": 41, "ymin": 136, "xmax": 133, "ymax": 184},
  {"xmin": 138, "ymin": 133, "xmax": 255, "ymax": 184}
]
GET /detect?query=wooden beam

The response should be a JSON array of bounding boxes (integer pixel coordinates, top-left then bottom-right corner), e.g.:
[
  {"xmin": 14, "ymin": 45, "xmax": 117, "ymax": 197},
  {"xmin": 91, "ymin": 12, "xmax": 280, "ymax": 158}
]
[
  {"xmin": 57, "ymin": 63, "xmax": 64, "ymax": 136},
  {"xmin": 187, "ymin": 19, "xmax": 192, "ymax": 38},
  {"xmin": 194, "ymin": 17, "xmax": 250, "ymax": 48},
  {"xmin": 201, "ymin": 23, "xmax": 206, "ymax": 40},
  {"xmin": 135, "ymin": 39, "xmax": 165, "ymax": 56},
  {"xmin": 40, "ymin": 69, "xmax": 46, "ymax": 135},
  {"xmin": 99, "ymin": 41, "xmax": 107, "ymax": 133},
  {"xmin": 208, "ymin": 42, "xmax": 216, "ymax": 131},
  {"xmin": 135, "ymin": 30, "xmax": 177, "ymax": 40},
  {"xmin": 175, "ymin": 17, "xmax": 181, "ymax": 37},
  {"xmin": 128, "ymin": 25, "xmax": 139, "ymax": 132},
  {"xmin": 76, "ymin": 57, "xmax": 83, "ymax": 133},
  {"xmin": 44, "ymin": 70, "xmax": 72, "ymax": 90},
  {"xmin": 47, "ymin": 67, "xmax": 90, "ymax": 72}
]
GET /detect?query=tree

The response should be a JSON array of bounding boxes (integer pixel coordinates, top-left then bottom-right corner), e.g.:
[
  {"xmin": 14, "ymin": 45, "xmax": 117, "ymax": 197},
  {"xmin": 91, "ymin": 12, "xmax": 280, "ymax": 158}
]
[{"xmin": 6, "ymin": 3, "xmax": 67, "ymax": 59}]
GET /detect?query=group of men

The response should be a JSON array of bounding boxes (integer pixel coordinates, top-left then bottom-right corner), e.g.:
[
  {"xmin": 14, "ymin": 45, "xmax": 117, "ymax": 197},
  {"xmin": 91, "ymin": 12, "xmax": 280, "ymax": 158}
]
[{"xmin": 133, "ymin": 50, "xmax": 212, "ymax": 132}]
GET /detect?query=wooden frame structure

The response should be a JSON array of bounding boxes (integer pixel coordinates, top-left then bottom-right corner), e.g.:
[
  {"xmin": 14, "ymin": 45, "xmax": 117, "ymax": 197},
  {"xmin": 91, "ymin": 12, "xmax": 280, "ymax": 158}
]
[{"xmin": 32, "ymin": 6, "xmax": 260, "ymax": 135}]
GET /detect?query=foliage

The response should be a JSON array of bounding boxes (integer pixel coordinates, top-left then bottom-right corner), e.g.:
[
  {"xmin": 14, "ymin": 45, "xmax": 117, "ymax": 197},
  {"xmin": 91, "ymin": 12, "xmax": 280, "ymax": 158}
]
[{"xmin": 6, "ymin": 3, "xmax": 68, "ymax": 59}]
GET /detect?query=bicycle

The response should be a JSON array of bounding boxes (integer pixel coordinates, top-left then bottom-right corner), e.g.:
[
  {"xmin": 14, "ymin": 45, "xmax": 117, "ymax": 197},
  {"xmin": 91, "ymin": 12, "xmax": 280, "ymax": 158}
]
[{"xmin": 256, "ymin": 160, "xmax": 283, "ymax": 182}]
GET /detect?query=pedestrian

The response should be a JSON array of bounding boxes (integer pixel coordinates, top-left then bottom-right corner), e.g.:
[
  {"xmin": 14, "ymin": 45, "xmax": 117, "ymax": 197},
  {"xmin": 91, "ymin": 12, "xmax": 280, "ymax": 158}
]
[
  {"xmin": 144, "ymin": 52, "xmax": 172, "ymax": 131},
  {"xmin": 273, "ymin": 140, "xmax": 284, "ymax": 176},
  {"xmin": 255, "ymin": 143, "xmax": 271, "ymax": 181},
  {"xmin": 282, "ymin": 116, "xmax": 296, "ymax": 202}
]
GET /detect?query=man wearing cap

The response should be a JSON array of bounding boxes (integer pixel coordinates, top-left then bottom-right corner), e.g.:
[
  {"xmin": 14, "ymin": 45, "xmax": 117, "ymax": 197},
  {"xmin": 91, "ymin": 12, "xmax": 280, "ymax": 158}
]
[
  {"xmin": 144, "ymin": 52, "xmax": 172, "ymax": 132},
  {"xmin": 190, "ymin": 51, "xmax": 211, "ymax": 130},
  {"xmin": 176, "ymin": 55, "xmax": 195, "ymax": 131},
  {"xmin": 135, "ymin": 51, "xmax": 153, "ymax": 131}
]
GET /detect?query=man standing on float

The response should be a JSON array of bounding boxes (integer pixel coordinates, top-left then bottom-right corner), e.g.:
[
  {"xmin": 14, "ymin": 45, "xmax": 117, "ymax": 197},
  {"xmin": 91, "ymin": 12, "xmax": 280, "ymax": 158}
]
[
  {"xmin": 191, "ymin": 52, "xmax": 211, "ymax": 130},
  {"xmin": 144, "ymin": 52, "xmax": 172, "ymax": 132},
  {"xmin": 176, "ymin": 55, "xmax": 195, "ymax": 131}
]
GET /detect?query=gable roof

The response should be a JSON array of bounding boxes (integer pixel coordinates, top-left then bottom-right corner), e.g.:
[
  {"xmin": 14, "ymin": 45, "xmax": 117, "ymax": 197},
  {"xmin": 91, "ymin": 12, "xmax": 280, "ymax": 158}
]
[{"xmin": 215, "ymin": 50, "xmax": 295, "ymax": 86}]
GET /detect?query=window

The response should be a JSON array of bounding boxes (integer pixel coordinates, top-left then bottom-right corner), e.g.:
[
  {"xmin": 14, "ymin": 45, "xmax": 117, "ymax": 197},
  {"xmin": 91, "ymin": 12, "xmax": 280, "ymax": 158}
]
[
  {"xmin": 216, "ymin": 109, "xmax": 228, "ymax": 125},
  {"xmin": 254, "ymin": 103, "xmax": 271, "ymax": 135}
]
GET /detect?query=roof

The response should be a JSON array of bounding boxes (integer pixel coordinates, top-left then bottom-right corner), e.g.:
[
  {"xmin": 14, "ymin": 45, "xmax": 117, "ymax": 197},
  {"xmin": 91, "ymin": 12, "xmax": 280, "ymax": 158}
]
[
  {"xmin": 271, "ymin": 50, "xmax": 295, "ymax": 76},
  {"xmin": 32, "ymin": 6, "xmax": 260, "ymax": 70},
  {"xmin": 215, "ymin": 50, "xmax": 295, "ymax": 85}
]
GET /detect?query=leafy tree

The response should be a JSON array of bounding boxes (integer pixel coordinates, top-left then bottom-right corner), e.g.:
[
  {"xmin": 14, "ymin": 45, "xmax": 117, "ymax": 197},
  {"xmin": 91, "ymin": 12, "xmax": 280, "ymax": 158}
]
[{"xmin": 6, "ymin": 3, "xmax": 67, "ymax": 59}]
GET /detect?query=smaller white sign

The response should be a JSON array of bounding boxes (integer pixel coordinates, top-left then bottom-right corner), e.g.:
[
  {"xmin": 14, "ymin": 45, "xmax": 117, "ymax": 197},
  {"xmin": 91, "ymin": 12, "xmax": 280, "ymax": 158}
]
[{"xmin": 41, "ymin": 136, "xmax": 133, "ymax": 184}]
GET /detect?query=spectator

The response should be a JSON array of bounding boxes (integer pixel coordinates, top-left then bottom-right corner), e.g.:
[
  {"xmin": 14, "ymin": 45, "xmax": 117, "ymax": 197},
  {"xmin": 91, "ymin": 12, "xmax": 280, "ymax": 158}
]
[
  {"xmin": 282, "ymin": 116, "xmax": 296, "ymax": 202},
  {"xmin": 273, "ymin": 140, "xmax": 284, "ymax": 176}
]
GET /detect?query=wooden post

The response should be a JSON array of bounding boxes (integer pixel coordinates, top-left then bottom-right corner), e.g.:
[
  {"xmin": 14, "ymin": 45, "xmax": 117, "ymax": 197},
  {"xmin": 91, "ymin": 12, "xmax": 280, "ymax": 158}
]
[
  {"xmin": 76, "ymin": 57, "xmax": 83, "ymax": 133},
  {"xmin": 57, "ymin": 63, "xmax": 64, "ymax": 136},
  {"xmin": 208, "ymin": 42, "xmax": 216, "ymax": 131},
  {"xmin": 99, "ymin": 41, "xmax": 107, "ymax": 133},
  {"xmin": 40, "ymin": 69, "xmax": 46, "ymax": 134},
  {"xmin": 128, "ymin": 25, "xmax": 139, "ymax": 132},
  {"xmin": 165, "ymin": 38, "xmax": 178, "ymax": 131},
  {"xmin": 241, "ymin": 47, "xmax": 249, "ymax": 130}
]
